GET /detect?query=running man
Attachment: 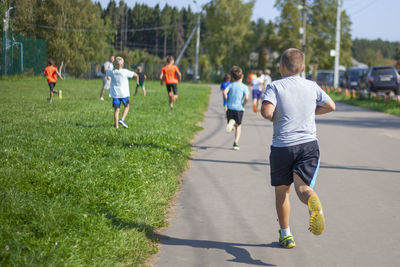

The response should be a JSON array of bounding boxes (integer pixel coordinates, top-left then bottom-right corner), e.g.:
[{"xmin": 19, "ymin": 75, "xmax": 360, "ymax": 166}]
[
  {"xmin": 43, "ymin": 59, "xmax": 63, "ymax": 103},
  {"xmin": 100, "ymin": 55, "xmax": 115, "ymax": 100},
  {"xmin": 160, "ymin": 56, "xmax": 182, "ymax": 109},
  {"xmin": 261, "ymin": 48, "xmax": 336, "ymax": 248}
]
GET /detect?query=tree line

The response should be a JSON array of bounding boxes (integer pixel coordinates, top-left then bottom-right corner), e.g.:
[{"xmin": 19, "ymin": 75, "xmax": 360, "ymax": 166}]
[{"xmin": 1, "ymin": 0, "xmax": 399, "ymax": 78}]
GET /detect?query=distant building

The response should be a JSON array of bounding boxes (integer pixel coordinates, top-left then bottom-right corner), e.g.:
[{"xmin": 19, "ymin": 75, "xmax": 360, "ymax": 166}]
[{"xmin": 352, "ymin": 58, "xmax": 368, "ymax": 68}]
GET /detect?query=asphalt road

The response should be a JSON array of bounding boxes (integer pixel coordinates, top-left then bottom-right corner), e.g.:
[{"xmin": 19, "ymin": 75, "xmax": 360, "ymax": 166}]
[{"xmin": 154, "ymin": 85, "xmax": 400, "ymax": 267}]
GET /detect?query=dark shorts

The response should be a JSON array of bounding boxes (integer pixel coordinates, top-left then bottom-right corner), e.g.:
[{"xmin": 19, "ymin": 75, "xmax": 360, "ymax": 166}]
[
  {"xmin": 166, "ymin": 83, "xmax": 178, "ymax": 95},
  {"xmin": 48, "ymin": 82, "xmax": 56, "ymax": 91},
  {"xmin": 112, "ymin": 97, "xmax": 129, "ymax": 108},
  {"xmin": 226, "ymin": 109, "xmax": 244, "ymax": 125},
  {"xmin": 269, "ymin": 140, "xmax": 320, "ymax": 188},
  {"xmin": 137, "ymin": 81, "xmax": 145, "ymax": 87},
  {"xmin": 252, "ymin": 90, "xmax": 262, "ymax": 99}
]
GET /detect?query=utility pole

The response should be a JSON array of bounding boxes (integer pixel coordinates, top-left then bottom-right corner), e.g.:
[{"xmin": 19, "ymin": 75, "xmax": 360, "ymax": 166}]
[
  {"xmin": 333, "ymin": 0, "xmax": 342, "ymax": 88},
  {"xmin": 194, "ymin": 13, "xmax": 200, "ymax": 83},
  {"xmin": 301, "ymin": 0, "xmax": 307, "ymax": 78},
  {"xmin": 3, "ymin": 7, "xmax": 13, "ymax": 76}
]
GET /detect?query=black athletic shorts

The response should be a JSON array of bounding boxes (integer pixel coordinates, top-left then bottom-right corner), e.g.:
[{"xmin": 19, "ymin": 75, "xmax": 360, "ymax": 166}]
[
  {"xmin": 166, "ymin": 83, "xmax": 178, "ymax": 95},
  {"xmin": 269, "ymin": 140, "xmax": 320, "ymax": 187},
  {"xmin": 48, "ymin": 82, "xmax": 56, "ymax": 91},
  {"xmin": 226, "ymin": 109, "xmax": 244, "ymax": 125}
]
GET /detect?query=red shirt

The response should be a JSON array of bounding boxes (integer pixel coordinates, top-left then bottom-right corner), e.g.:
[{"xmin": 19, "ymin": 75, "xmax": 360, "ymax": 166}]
[
  {"xmin": 161, "ymin": 64, "xmax": 180, "ymax": 84},
  {"xmin": 44, "ymin": 66, "xmax": 58, "ymax": 83}
]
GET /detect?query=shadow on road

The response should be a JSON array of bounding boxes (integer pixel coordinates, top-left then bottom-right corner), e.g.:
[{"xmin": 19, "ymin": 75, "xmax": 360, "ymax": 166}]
[
  {"xmin": 189, "ymin": 158, "xmax": 400, "ymax": 174},
  {"xmin": 316, "ymin": 117, "xmax": 400, "ymax": 129},
  {"xmin": 155, "ymin": 234, "xmax": 278, "ymax": 266}
]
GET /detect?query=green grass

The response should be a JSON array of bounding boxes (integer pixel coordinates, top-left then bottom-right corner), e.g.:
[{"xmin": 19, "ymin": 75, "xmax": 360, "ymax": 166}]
[
  {"xmin": 0, "ymin": 78, "xmax": 210, "ymax": 266},
  {"xmin": 328, "ymin": 90, "xmax": 400, "ymax": 117}
]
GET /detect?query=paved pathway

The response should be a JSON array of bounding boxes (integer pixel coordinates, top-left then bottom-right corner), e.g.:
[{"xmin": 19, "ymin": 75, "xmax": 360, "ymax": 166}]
[{"xmin": 155, "ymin": 85, "xmax": 400, "ymax": 267}]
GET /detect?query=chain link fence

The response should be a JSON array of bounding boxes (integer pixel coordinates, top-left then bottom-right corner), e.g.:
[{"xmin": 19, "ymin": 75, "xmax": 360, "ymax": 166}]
[{"xmin": 1, "ymin": 31, "xmax": 46, "ymax": 76}]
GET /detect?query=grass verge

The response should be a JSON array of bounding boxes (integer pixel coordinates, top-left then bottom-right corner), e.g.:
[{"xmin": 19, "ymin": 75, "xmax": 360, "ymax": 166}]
[
  {"xmin": 327, "ymin": 90, "xmax": 400, "ymax": 117},
  {"xmin": 0, "ymin": 78, "xmax": 210, "ymax": 266}
]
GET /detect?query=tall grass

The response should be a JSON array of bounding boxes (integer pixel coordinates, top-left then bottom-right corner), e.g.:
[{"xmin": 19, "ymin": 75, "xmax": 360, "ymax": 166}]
[
  {"xmin": 0, "ymin": 78, "xmax": 210, "ymax": 265},
  {"xmin": 327, "ymin": 90, "xmax": 400, "ymax": 117}
]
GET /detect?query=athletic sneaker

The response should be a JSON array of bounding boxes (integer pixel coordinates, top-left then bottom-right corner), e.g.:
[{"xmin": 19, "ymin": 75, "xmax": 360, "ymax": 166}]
[
  {"xmin": 100, "ymin": 97, "xmax": 104, "ymax": 101},
  {"xmin": 226, "ymin": 119, "xmax": 235, "ymax": 133},
  {"xmin": 308, "ymin": 195, "xmax": 325, "ymax": 235},
  {"xmin": 233, "ymin": 142, "xmax": 240, "ymax": 150},
  {"xmin": 119, "ymin": 119, "xmax": 128, "ymax": 128},
  {"xmin": 279, "ymin": 230, "xmax": 296, "ymax": 249}
]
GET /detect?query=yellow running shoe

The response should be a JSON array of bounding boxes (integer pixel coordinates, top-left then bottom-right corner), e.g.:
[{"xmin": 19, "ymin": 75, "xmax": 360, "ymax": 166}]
[
  {"xmin": 279, "ymin": 230, "xmax": 296, "ymax": 249},
  {"xmin": 308, "ymin": 195, "xmax": 325, "ymax": 235}
]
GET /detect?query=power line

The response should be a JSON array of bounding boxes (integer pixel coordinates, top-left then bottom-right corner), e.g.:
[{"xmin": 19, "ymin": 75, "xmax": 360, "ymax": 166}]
[
  {"xmin": 348, "ymin": 0, "xmax": 376, "ymax": 16},
  {"xmin": 15, "ymin": 23, "xmax": 178, "ymax": 33}
]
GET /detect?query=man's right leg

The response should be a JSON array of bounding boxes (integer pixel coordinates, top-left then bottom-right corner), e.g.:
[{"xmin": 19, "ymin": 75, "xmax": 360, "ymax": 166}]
[
  {"xmin": 294, "ymin": 173, "xmax": 325, "ymax": 235},
  {"xmin": 252, "ymin": 98, "xmax": 257, "ymax": 112},
  {"xmin": 100, "ymin": 88, "xmax": 105, "ymax": 99},
  {"xmin": 114, "ymin": 108, "xmax": 120, "ymax": 128}
]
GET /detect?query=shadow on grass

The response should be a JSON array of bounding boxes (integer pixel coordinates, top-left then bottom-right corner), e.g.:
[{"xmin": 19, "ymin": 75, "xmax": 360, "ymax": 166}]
[
  {"xmin": 154, "ymin": 234, "xmax": 278, "ymax": 266},
  {"xmin": 121, "ymin": 142, "xmax": 185, "ymax": 156},
  {"xmin": 74, "ymin": 122, "xmax": 103, "ymax": 128},
  {"xmin": 104, "ymin": 212, "xmax": 155, "ymax": 237}
]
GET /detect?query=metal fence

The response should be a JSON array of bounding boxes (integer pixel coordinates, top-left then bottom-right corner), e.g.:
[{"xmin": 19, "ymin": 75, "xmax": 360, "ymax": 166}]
[{"xmin": 1, "ymin": 31, "xmax": 46, "ymax": 76}]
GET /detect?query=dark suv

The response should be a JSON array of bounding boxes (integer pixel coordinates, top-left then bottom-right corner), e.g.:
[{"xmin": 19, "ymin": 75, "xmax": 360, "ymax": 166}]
[
  {"xmin": 344, "ymin": 67, "xmax": 367, "ymax": 90},
  {"xmin": 360, "ymin": 66, "xmax": 400, "ymax": 94}
]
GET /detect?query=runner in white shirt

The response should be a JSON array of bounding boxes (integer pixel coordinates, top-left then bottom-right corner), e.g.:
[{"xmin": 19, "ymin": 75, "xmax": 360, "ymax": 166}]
[
  {"xmin": 99, "ymin": 55, "xmax": 115, "ymax": 100},
  {"xmin": 105, "ymin": 56, "xmax": 138, "ymax": 129},
  {"xmin": 251, "ymin": 70, "xmax": 264, "ymax": 113}
]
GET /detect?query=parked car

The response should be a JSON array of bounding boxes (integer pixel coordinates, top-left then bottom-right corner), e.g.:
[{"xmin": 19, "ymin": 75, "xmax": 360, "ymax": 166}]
[
  {"xmin": 360, "ymin": 66, "xmax": 400, "ymax": 94},
  {"xmin": 339, "ymin": 70, "xmax": 345, "ymax": 87},
  {"xmin": 343, "ymin": 67, "xmax": 368, "ymax": 90},
  {"xmin": 316, "ymin": 70, "xmax": 333, "ymax": 86}
]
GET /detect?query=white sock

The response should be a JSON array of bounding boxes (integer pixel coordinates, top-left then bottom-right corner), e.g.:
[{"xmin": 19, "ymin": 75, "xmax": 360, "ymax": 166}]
[{"xmin": 280, "ymin": 227, "xmax": 291, "ymax": 237}]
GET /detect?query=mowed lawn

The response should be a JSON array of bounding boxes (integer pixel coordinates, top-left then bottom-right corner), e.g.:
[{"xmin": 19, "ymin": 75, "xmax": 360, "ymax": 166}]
[{"xmin": 0, "ymin": 78, "xmax": 210, "ymax": 266}]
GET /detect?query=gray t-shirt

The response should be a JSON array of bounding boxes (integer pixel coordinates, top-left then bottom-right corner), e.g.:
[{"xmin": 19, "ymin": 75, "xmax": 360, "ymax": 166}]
[{"xmin": 262, "ymin": 75, "xmax": 332, "ymax": 147}]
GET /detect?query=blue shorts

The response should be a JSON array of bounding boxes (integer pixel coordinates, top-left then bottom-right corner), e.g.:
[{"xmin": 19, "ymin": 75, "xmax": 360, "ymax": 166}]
[
  {"xmin": 269, "ymin": 140, "xmax": 320, "ymax": 188},
  {"xmin": 252, "ymin": 90, "xmax": 262, "ymax": 99},
  {"xmin": 113, "ymin": 97, "xmax": 129, "ymax": 108}
]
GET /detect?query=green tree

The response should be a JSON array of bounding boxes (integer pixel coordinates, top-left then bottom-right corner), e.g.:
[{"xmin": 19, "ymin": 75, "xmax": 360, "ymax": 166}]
[
  {"xmin": 395, "ymin": 46, "xmax": 400, "ymax": 68},
  {"xmin": 274, "ymin": 0, "xmax": 302, "ymax": 52},
  {"xmin": 204, "ymin": 0, "xmax": 254, "ymax": 70},
  {"xmin": 11, "ymin": 0, "xmax": 112, "ymax": 77},
  {"xmin": 308, "ymin": 0, "xmax": 352, "ymax": 70}
]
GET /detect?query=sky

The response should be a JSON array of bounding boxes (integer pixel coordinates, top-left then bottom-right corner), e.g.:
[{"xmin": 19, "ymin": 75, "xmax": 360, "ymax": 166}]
[{"xmin": 97, "ymin": 0, "xmax": 400, "ymax": 42}]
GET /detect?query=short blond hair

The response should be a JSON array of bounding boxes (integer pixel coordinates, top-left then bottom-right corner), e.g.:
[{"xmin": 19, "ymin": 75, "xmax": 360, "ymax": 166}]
[{"xmin": 115, "ymin": 57, "xmax": 124, "ymax": 68}]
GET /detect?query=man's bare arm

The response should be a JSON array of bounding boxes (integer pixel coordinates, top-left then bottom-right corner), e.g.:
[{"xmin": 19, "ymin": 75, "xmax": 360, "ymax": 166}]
[
  {"xmin": 261, "ymin": 101, "xmax": 275, "ymax": 121},
  {"xmin": 315, "ymin": 100, "xmax": 336, "ymax": 115},
  {"xmin": 242, "ymin": 94, "xmax": 249, "ymax": 107}
]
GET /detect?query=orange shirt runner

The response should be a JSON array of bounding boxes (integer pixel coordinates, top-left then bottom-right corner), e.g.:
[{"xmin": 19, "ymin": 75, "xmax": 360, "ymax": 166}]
[
  {"xmin": 44, "ymin": 65, "xmax": 59, "ymax": 83},
  {"xmin": 161, "ymin": 64, "xmax": 180, "ymax": 84}
]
